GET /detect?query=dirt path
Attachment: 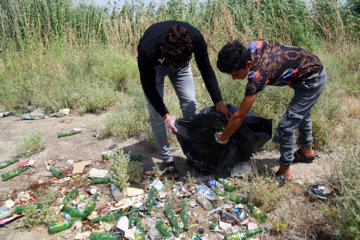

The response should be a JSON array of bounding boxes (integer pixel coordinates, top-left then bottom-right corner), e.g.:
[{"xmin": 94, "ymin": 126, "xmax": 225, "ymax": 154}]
[{"xmin": 0, "ymin": 114, "xmax": 335, "ymax": 239}]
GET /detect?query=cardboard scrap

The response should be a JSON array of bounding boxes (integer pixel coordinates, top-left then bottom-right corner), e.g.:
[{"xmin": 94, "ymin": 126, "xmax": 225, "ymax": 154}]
[
  {"xmin": 125, "ymin": 187, "xmax": 144, "ymax": 197},
  {"xmin": 72, "ymin": 161, "xmax": 91, "ymax": 174}
]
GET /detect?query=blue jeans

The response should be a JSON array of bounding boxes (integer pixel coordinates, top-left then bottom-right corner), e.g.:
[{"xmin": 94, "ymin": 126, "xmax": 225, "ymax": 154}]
[
  {"xmin": 273, "ymin": 70, "xmax": 327, "ymax": 166},
  {"xmin": 145, "ymin": 64, "xmax": 197, "ymax": 162}
]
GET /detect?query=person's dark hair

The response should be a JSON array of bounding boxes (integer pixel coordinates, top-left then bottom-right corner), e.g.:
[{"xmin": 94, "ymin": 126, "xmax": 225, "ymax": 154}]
[
  {"xmin": 217, "ymin": 40, "xmax": 251, "ymax": 73},
  {"xmin": 161, "ymin": 25, "xmax": 194, "ymax": 68}
]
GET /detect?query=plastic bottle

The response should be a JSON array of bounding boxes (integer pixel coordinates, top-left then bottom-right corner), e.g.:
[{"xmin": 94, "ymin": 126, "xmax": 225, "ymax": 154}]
[
  {"xmin": 209, "ymin": 217, "xmax": 217, "ymax": 230},
  {"xmin": 62, "ymin": 188, "xmax": 79, "ymax": 204},
  {"xmin": 147, "ymin": 187, "xmax": 157, "ymax": 214},
  {"xmin": 165, "ymin": 205, "xmax": 180, "ymax": 234},
  {"xmin": 1, "ymin": 166, "xmax": 30, "ymax": 181},
  {"xmin": 57, "ymin": 129, "xmax": 81, "ymax": 138},
  {"xmin": 246, "ymin": 203, "xmax": 267, "ymax": 223},
  {"xmin": 91, "ymin": 212, "xmax": 122, "ymax": 223},
  {"xmin": 48, "ymin": 218, "xmax": 81, "ymax": 234},
  {"xmin": 15, "ymin": 203, "xmax": 42, "ymax": 214},
  {"xmin": 179, "ymin": 201, "xmax": 189, "ymax": 232},
  {"xmin": 224, "ymin": 227, "xmax": 263, "ymax": 240},
  {"xmin": 135, "ymin": 221, "xmax": 146, "ymax": 240},
  {"xmin": 62, "ymin": 204, "xmax": 82, "ymax": 218},
  {"xmin": 195, "ymin": 194, "xmax": 213, "ymax": 210},
  {"xmin": 110, "ymin": 184, "xmax": 123, "ymax": 202},
  {"xmin": 89, "ymin": 232, "xmax": 120, "ymax": 240},
  {"xmin": 49, "ymin": 166, "xmax": 64, "ymax": 179},
  {"xmin": 155, "ymin": 220, "xmax": 174, "ymax": 238},
  {"xmin": 219, "ymin": 178, "xmax": 236, "ymax": 192},
  {"xmin": 0, "ymin": 158, "xmax": 19, "ymax": 169},
  {"xmin": 92, "ymin": 176, "xmax": 111, "ymax": 184},
  {"xmin": 81, "ymin": 193, "xmax": 99, "ymax": 219}
]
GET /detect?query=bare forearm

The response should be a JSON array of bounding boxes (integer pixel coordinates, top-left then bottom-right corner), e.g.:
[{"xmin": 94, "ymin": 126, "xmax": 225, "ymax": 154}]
[{"xmin": 220, "ymin": 116, "xmax": 246, "ymax": 140}]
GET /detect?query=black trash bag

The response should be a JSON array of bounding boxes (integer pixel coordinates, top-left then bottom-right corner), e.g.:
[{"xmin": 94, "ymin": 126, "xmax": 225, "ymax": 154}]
[{"xmin": 174, "ymin": 104, "xmax": 272, "ymax": 172}]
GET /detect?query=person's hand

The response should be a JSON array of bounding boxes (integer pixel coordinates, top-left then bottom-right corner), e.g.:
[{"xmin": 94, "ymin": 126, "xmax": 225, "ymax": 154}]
[
  {"xmin": 215, "ymin": 101, "xmax": 232, "ymax": 120},
  {"xmin": 165, "ymin": 115, "xmax": 177, "ymax": 133},
  {"xmin": 215, "ymin": 131, "xmax": 229, "ymax": 145}
]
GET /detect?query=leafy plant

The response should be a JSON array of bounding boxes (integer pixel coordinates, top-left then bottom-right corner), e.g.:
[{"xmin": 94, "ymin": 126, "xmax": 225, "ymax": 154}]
[{"xmin": 16, "ymin": 131, "xmax": 44, "ymax": 157}]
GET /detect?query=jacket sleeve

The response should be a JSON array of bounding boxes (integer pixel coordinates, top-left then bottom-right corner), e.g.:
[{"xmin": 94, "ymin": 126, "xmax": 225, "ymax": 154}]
[
  {"xmin": 138, "ymin": 46, "xmax": 168, "ymax": 117},
  {"xmin": 193, "ymin": 35, "xmax": 223, "ymax": 104}
]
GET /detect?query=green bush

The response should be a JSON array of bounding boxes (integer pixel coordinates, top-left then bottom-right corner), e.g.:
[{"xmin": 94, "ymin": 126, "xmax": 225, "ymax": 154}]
[
  {"xmin": 16, "ymin": 131, "xmax": 44, "ymax": 157},
  {"xmin": 326, "ymin": 145, "xmax": 360, "ymax": 240}
]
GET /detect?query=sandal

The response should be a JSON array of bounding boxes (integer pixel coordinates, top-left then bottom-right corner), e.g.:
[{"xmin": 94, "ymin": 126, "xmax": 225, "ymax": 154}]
[
  {"xmin": 293, "ymin": 149, "xmax": 316, "ymax": 163},
  {"xmin": 162, "ymin": 162, "xmax": 179, "ymax": 180},
  {"xmin": 273, "ymin": 171, "xmax": 290, "ymax": 187}
]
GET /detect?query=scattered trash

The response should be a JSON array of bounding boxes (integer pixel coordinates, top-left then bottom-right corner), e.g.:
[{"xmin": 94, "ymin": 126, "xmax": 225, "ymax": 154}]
[
  {"xmin": 306, "ymin": 184, "xmax": 333, "ymax": 200},
  {"xmin": 1, "ymin": 166, "xmax": 30, "ymax": 181},
  {"xmin": 23, "ymin": 110, "xmax": 45, "ymax": 120},
  {"xmin": 93, "ymin": 130, "xmax": 99, "ymax": 138},
  {"xmin": 247, "ymin": 222, "xmax": 258, "ymax": 230},
  {"xmin": 197, "ymin": 185, "xmax": 217, "ymax": 201},
  {"xmin": 89, "ymin": 168, "xmax": 108, "ymax": 178},
  {"xmin": 231, "ymin": 162, "xmax": 254, "ymax": 178},
  {"xmin": 66, "ymin": 159, "xmax": 74, "ymax": 166},
  {"xmin": 62, "ymin": 188, "xmax": 79, "ymax": 204},
  {"xmin": 82, "ymin": 193, "xmax": 99, "ymax": 219},
  {"xmin": 87, "ymin": 186, "xmax": 99, "ymax": 195},
  {"xmin": 58, "ymin": 128, "xmax": 82, "ymax": 138},
  {"xmin": 0, "ymin": 112, "xmax": 13, "ymax": 118},
  {"xmin": 149, "ymin": 179, "xmax": 165, "ymax": 192},
  {"xmin": 125, "ymin": 187, "xmax": 144, "ymax": 197},
  {"xmin": 48, "ymin": 218, "xmax": 81, "ymax": 234},
  {"xmin": 0, "ymin": 158, "xmax": 19, "ymax": 169},
  {"xmin": 18, "ymin": 159, "xmax": 36, "ymax": 168},
  {"xmin": 223, "ymin": 228, "xmax": 263, "ymax": 240},
  {"xmin": 92, "ymin": 176, "xmax": 111, "ymax": 184},
  {"xmin": 111, "ymin": 184, "xmax": 124, "ymax": 202},
  {"xmin": 195, "ymin": 193, "xmax": 213, "ymax": 210},
  {"xmin": 0, "ymin": 213, "xmax": 24, "ymax": 226},
  {"xmin": 102, "ymin": 150, "xmax": 142, "ymax": 161},
  {"xmin": 73, "ymin": 161, "xmax": 92, "ymax": 174},
  {"xmin": 49, "ymin": 166, "xmax": 64, "ymax": 179},
  {"xmin": 147, "ymin": 187, "xmax": 157, "ymax": 214},
  {"xmin": 4, "ymin": 200, "xmax": 15, "ymax": 208},
  {"xmin": 0, "ymin": 205, "xmax": 12, "ymax": 219},
  {"xmin": 89, "ymin": 232, "xmax": 120, "ymax": 240}
]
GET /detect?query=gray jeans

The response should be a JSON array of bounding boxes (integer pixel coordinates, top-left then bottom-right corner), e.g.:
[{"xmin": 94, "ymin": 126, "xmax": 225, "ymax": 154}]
[
  {"xmin": 145, "ymin": 64, "xmax": 197, "ymax": 162},
  {"xmin": 273, "ymin": 70, "xmax": 327, "ymax": 166}
]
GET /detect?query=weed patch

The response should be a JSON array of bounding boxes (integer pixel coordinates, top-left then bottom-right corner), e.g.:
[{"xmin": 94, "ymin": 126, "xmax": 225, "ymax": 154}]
[{"xmin": 16, "ymin": 131, "xmax": 44, "ymax": 157}]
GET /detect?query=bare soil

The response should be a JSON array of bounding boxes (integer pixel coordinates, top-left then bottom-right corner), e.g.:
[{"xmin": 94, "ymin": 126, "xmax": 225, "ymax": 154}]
[{"xmin": 0, "ymin": 114, "xmax": 336, "ymax": 240}]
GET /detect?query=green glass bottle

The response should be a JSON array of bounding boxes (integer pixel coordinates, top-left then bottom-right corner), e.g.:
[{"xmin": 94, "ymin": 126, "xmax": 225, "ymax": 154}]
[
  {"xmin": 62, "ymin": 204, "xmax": 82, "ymax": 218},
  {"xmin": 0, "ymin": 158, "xmax": 19, "ymax": 169},
  {"xmin": 147, "ymin": 187, "xmax": 157, "ymax": 214},
  {"xmin": 102, "ymin": 151, "xmax": 142, "ymax": 161},
  {"xmin": 165, "ymin": 205, "xmax": 180, "ymax": 234},
  {"xmin": 179, "ymin": 201, "xmax": 189, "ymax": 232},
  {"xmin": 92, "ymin": 176, "xmax": 111, "ymax": 184},
  {"xmin": 48, "ymin": 218, "xmax": 81, "ymax": 234},
  {"xmin": 1, "ymin": 166, "xmax": 30, "ymax": 181},
  {"xmin": 91, "ymin": 212, "xmax": 122, "ymax": 223},
  {"xmin": 62, "ymin": 188, "xmax": 79, "ymax": 204},
  {"xmin": 219, "ymin": 179, "xmax": 236, "ymax": 192},
  {"xmin": 209, "ymin": 217, "xmax": 217, "ymax": 230},
  {"xmin": 128, "ymin": 206, "xmax": 140, "ymax": 229},
  {"xmin": 220, "ymin": 192, "xmax": 248, "ymax": 204},
  {"xmin": 81, "ymin": 193, "xmax": 99, "ymax": 219},
  {"xmin": 246, "ymin": 203, "xmax": 267, "ymax": 223},
  {"xmin": 15, "ymin": 203, "xmax": 42, "ymax": 214},
  {"xmin": 155, "ymin": 220, "xmax": 174, "ymax": 238},
  {"xmin": 135, "ymin": 221, "xmax": 146, "ymax": 240},
  {"xmin": 49, "ymin": 166, "xmax": 63, "ymax": 179},
  {"xmin": 224, "ymin": 228, "xmax": 263, "ymax": 240},
  {"xmin": 89, "ymin": 232, "xmax": 120, "ymax": 240},
  {"xmin": 58, "ymin": 130, "xmax": 81, "ymax": 138}
]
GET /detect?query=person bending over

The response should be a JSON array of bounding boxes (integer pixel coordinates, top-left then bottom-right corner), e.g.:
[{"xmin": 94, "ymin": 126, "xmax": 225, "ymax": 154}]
[
  {"xmin": 216, "ymin": 40, "xmax": 326, "ymax": 186},
  {"xmin": 138, "ymin": 21, "xmax": 232, "ymax": 179}
]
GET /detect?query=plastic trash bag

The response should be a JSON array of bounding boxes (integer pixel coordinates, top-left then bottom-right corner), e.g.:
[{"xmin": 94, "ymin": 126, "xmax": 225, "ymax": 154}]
[{"xmin": 174, "ymin": 104, "xmax": 272, "ymax": 172}]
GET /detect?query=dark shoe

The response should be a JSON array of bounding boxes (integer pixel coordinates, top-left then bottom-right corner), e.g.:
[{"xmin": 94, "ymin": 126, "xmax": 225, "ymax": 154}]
[
  {"xmin": 273, "ymin": 171, "xmax": 290, "ymax": 187},
  {"xmin": 161, "ymin": 162, "xmax": 179, "ymax": 180},
  {"xmin": 293, "ymin": 149, "xmax": 316, "ymax": 163}
]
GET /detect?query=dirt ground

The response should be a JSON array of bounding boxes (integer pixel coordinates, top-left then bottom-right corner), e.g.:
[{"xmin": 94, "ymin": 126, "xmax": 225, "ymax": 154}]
[{"xmin": 0, "ymin": 114, "xmax": 336, "ymax": 240}]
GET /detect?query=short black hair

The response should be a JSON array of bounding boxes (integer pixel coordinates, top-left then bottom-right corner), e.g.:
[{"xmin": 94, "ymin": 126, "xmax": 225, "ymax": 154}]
[
  {"xmin": 217, "ymin": 40, "xmax": 251, "ymax": 73},
  {"xmin": 161, "ymin": 25, "xmax": 194, "ymax": 68}
]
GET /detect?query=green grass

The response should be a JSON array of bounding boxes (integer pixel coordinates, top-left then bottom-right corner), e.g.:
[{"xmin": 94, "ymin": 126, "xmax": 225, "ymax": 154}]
[{"xmin": 16, "ymin": 131, "xmax": 44, "ymax": 157}]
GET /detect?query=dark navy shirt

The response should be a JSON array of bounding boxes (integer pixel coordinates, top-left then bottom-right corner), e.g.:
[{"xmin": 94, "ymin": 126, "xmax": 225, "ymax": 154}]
[{"xmin": 138, "ymin": 21, "xmax": 222, "ymax": 117}]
